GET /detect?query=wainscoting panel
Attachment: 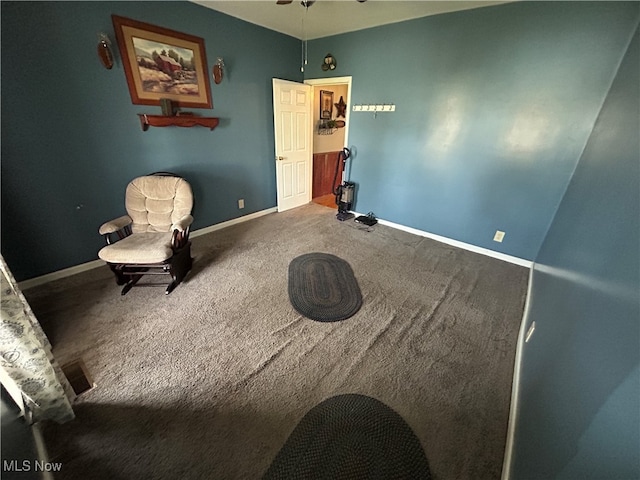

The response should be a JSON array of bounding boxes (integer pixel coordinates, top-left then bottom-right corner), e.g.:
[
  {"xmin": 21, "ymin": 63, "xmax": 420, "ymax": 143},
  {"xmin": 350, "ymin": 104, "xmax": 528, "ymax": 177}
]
[{"xmin": 312, "ymin": 151, "xmax": 341, "ymax": 199}]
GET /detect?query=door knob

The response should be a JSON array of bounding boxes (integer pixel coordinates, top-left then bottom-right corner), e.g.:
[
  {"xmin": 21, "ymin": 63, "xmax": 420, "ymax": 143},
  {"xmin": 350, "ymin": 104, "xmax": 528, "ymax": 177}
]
[{"xmin": 276, "ymin": 156, "xmax": 285, "ymax": 161}]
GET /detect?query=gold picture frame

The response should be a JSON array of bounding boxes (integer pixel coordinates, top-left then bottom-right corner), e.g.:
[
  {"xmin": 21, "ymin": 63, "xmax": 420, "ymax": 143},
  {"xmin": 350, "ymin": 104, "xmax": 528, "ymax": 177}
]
[{"xmin": 112, "ymin": 15, "xmax": 212, "ymax": 109}]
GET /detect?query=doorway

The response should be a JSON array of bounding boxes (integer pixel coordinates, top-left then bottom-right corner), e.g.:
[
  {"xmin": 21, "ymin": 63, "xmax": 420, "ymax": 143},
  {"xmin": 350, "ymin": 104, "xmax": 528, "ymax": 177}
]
[{"xmin": 304, "ymin": 77, "xmax": 352, "ymax": 210}]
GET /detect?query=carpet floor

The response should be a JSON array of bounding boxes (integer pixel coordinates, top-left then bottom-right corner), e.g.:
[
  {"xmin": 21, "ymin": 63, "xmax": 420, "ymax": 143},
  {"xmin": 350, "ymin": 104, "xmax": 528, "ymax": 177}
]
[{"xmin": 25, "ymin": 203, "xmax": 528, "ymax": 479}]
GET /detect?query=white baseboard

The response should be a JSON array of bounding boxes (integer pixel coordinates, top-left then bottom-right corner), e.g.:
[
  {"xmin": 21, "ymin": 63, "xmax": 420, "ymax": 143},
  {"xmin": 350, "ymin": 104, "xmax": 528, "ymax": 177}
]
[
  {"xmin": 190, "ymin": 207, "xmax": 277, "ymax": 238},
  {"xmin": 17, "ymin": 207, "xmax": 278, "ymax": 290},
  {"xmin": 18, "ymin": 260, "xmax": 105, "ymax": 291},
  {"xmin": 501, "ymin": 266, "xmax": 535, "ymax": 479},
  {"xmin": 353, "ymin": 212, "xmax": 533, "ymax": 268},
  {"xmin": 20, "ymin": 206, "xmax": 529, "ymax": 289}
]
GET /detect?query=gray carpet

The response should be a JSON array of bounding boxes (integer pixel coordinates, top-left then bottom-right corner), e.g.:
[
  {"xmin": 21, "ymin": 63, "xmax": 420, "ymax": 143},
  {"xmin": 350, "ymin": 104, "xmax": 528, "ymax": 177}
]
[{"xmin": 25, "ymin": 203, "xmax": 528, "ymax": 479}]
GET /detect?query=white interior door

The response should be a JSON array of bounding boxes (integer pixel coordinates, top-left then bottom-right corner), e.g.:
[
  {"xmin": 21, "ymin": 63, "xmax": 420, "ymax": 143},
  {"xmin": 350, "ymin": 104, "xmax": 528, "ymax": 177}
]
[{"xmin": 272, "ymin": 79, "xmax": 312, "ymax": 212}]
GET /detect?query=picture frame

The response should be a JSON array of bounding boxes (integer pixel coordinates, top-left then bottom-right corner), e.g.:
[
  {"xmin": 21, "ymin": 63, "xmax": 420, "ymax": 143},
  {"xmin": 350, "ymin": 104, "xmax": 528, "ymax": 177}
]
[
  {"xmin": 320, "ymin": 90, "xmax": 333, "ymax": 119},
  {"xmin": 112, "ymin": 15, "xmax": 212, "ymax": 109}
]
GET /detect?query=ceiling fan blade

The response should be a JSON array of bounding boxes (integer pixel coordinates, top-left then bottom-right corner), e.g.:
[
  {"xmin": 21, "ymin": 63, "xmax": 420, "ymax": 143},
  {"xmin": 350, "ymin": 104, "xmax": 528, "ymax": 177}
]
[{"xmin": 278, "ymin": 0, "xmax": 362, "ymax": 5}]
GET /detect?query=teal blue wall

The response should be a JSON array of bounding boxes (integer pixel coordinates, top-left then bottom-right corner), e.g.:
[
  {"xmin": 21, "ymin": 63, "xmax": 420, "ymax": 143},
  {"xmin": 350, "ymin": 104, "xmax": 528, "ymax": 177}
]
[
  {"xmin": 307, "ymin": 2, "xmax": 639, "ymax": 260},
  {"xmin": 510, "ymin": 24, "xmax": 639, "ymax": 479},
  {"xmin": 2, "ymin": 2, "xmax": 639, "ymax": 475},
  {"xmin": 2, "ymin": 2, "xmax": 638, "ymax": 277},
  {"xmin": 1, "ymin": 1, "xmax": 300, "ymax": 281}
]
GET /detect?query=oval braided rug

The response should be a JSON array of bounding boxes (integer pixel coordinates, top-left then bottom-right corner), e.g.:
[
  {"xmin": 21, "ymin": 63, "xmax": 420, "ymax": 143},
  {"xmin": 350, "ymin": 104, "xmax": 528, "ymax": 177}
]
[
  {"xmin": 262, "ymin": 394, "xmax": 432, "ymax": 479},
  {"xmin": 288, "ymin": 253, "xmax": 362, "ymax": 322}
]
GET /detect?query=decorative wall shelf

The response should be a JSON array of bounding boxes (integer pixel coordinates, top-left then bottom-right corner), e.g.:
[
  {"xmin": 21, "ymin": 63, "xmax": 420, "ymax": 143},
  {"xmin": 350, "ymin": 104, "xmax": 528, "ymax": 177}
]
[
  {"xmin": 137, "ymin": 114, "xmax": 219, "ymax": 131},
  {"xmin": 317, "ymin": 119, "xmax": 345, "ymax": 135},
  {"xmin": 317, "ymin": 127, "xmax": 337, "ymax": 136}
]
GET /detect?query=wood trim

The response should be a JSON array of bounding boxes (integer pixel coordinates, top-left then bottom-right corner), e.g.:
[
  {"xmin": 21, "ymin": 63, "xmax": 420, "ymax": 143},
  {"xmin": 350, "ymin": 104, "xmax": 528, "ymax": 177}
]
[
  {"xmin": 312, "ymin": 151, "xmax": 342, "ymax": 198},
  {"xmin": 138, "ymin": 114, "xmax": 219, "ymax": 131}
]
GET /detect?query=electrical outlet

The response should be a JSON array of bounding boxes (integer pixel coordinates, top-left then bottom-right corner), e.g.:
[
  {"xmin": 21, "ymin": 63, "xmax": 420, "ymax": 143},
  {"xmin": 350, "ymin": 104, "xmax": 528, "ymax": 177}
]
[
  {"xmin": 238, "ymin": 199, "xmax": 245, "ymax": 209},
  {"xmin": 493, "ymin": 230, "xmax": 505, "ymax": 242}
]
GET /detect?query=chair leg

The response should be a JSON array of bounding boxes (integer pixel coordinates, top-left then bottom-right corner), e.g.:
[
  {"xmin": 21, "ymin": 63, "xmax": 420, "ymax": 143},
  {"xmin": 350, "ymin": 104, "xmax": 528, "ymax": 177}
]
[
  {"xmin": 165, "ymin": 280, "xmax": 178, "ymax": 295},
  {"xmin": 121, "ymin": 274, "xmax": 143, "ymax": 295},
  {"xmin": 166, "ymin": 243, "xmax": 193, "ymax": 295},
  {"xmin": 109, "ymin": 264, "xmax": 128, "ymax": 285}
]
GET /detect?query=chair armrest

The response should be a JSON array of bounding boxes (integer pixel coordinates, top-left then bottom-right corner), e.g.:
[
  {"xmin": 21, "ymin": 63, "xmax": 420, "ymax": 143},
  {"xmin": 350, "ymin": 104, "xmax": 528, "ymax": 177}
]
[
  {"xmin": 171, "ymin": 215, "xmax": 193, "ymax": 232},
  {"xmin": 171, "ymin": 215, "xmax": 193, "ymax": 249},
  {"xmin": 99, "ymin": 215, "xmax": 132, "ymax": 235}
]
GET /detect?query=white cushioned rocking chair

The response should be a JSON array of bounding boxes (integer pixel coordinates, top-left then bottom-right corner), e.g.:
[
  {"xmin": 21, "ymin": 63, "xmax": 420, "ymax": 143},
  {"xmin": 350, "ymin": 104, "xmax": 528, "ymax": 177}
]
[{"xmin": 98, "ymin": 173, "xmax": 194, "ymax": 295}]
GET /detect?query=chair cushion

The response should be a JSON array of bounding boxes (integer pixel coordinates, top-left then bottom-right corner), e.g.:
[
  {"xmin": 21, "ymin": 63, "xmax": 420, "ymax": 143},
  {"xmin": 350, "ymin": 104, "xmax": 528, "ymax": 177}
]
[
  {"xmin": 98, "ymin": 233, "xmax": 174, "ymax": 264},
  {"xmin": 125, "ymin": 176, "xmax": 193, "ymax": 233}
]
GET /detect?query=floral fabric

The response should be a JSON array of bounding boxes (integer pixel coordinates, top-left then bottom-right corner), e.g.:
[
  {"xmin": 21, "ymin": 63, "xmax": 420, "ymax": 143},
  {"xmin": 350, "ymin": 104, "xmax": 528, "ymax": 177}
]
[{"xmin": 0, "ymin": 256, "xmax": 75, "ymax": 423}]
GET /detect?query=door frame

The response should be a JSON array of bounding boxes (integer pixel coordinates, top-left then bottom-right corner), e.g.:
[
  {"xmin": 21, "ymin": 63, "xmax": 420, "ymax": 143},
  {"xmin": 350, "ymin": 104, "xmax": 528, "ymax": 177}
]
[
  {"xmin": 304, "ymin": 76, "xmax": 353, "ymax": 195},
  {"xmin": 304, "ymin": 76, "xmax": 352, "ymax": 188}
]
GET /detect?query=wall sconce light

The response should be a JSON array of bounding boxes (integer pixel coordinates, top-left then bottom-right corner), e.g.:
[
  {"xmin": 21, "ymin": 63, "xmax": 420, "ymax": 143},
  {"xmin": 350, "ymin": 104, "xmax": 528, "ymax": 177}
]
[
  {"xmin": 321, "ymin": 53, "xmax": 336, "ymax": 71},
  {"xmin": 97, "ymin": 33, "xmax": 114, "ymax": 70},
  {"xmin": 213, "ymin": 57, "xmax": 225, "ymax": 84}
]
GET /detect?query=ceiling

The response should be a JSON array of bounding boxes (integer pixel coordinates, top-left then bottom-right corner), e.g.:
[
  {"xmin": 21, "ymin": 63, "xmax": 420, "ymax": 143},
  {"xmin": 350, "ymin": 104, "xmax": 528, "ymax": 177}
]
[{"xmin": 191, "ymin": 1, "xmax": 508, "ymax": 40}]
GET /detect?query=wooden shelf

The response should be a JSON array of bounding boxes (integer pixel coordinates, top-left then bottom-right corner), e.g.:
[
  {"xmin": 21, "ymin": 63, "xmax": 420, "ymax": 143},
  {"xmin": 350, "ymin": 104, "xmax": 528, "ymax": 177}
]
[
  {"xmin": 137, "ymin": 114, "xmax": 219, "ymax": 131},
  {"xmin": 317, "ymin": 119, "xmax": 345, "ymax": 135}
]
